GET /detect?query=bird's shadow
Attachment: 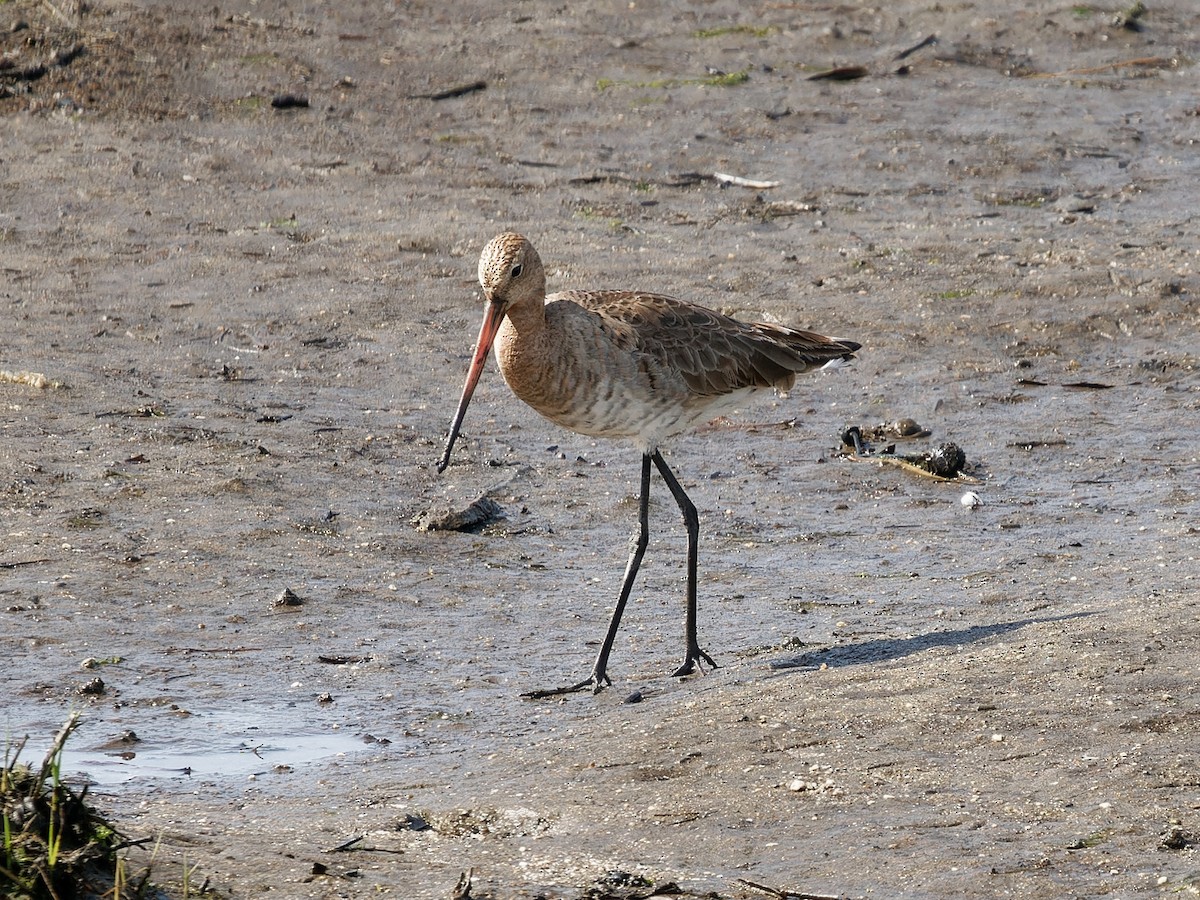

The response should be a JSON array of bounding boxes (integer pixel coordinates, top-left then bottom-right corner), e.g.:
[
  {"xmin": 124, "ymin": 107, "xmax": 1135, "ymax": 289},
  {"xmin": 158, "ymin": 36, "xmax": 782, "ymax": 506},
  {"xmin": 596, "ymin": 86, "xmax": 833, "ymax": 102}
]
[{"xmin": 766, "ymin": 611, "xmax": 1094, "ymax": 673}]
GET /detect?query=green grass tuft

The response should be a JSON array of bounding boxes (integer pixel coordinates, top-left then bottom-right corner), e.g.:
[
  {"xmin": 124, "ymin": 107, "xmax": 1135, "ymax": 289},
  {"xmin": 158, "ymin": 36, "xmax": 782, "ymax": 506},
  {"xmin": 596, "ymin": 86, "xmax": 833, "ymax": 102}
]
[{"xmin": 3, "ymin": 715, "xmax": 152, "ymax": 899}]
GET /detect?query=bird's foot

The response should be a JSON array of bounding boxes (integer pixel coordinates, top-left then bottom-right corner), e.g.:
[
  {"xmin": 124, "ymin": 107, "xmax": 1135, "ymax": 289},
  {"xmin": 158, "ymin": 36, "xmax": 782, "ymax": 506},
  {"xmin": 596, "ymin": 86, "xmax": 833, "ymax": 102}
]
[
  {"xmin": 521, "ymin": 670, "xmax": 612, "ymax": 700},
  {"xmin": 671, "ymin": 647, "xmax": 717, "ymax": 678}
]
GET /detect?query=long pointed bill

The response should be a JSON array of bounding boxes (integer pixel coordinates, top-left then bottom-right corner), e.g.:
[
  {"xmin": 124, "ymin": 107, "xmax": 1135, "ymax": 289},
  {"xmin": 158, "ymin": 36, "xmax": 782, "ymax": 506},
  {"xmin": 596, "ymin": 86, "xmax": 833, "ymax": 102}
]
[{"xmin": 436, "ymin": 301, "xmax": 507, "ymax": 473}]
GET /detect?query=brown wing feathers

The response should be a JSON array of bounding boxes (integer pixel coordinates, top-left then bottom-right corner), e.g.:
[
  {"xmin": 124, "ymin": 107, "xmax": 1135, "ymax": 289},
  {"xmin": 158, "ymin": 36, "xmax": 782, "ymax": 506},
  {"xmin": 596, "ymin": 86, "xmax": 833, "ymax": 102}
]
[{"xmin": 567, "ymin": 291, "xmax": 857, "ymax": 398}]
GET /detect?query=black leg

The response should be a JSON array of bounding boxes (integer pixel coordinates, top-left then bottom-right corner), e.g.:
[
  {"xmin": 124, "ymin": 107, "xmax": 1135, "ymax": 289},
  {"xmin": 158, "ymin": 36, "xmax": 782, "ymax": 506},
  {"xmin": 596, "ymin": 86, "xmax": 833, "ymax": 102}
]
[
  {"xmin": 522, "ymin": 453, "xmax": 654, "ymax": 699},
  {"xmin": 651, "ymin": 451, "xmax": 716, "ymax": 677}
]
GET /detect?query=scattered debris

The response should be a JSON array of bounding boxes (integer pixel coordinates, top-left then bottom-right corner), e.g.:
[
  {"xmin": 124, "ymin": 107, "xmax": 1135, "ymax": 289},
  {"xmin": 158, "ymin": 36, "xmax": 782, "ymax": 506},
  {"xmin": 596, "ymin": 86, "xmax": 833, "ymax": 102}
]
[
  {"xmin": 398, "ymin": 813, "xmax": 430, "ymax": 831},
  {"xmin": 94, "ymin": 404, "xmax": 166, "ymax": 419},
  {"xmin": 273, "ymin": 587, "xmax": 304, "ymax": 607},
  {"xmin": 415, "ymin": 496, "xmax": 506, "ymax": 533},
  {"xmin": 1113, "ymin": 1, "xmax": 1147, "ymax": 31},
  {"xmin": 960, "ymin": 490, "xmax": 984, "ymax": 509},
  {"xmin": 841, "ymin": 426, "xmax": 978, "ymax": 483},
  {"xmin": 921, "ymin": 442, "xmax": 967, "ymax": 478},
  {"xmin": 0, "ymin": 369, "xmax": 65, "ymax": 389},
  {"xmin": 425, "ymin": 807, "xmax": 549, "ymax": 839},
  {"xmin": 857, "ymin": 418, "xmax": 932, "ymax": 441},
  {"xmin": 1159, "ymin": 821, "xmax": 1199, "ymax": 851},
  {"xmin": 737, "ymin": 877, "xmax": 841, "ymax": 900},
  {"xmin": 80, "ymin": 656, "xmax": 123, "ymax": 669},
  {"xmin": 294, "ymin": 509, "xmax": 340, "ymax": 536},
  {"xmin": 585, "ymin": 869, "xmax": 654, "ymax": 898},
  {"xmin": 77, "ymin": 677, "xmax": 106, "ymax": 696}
]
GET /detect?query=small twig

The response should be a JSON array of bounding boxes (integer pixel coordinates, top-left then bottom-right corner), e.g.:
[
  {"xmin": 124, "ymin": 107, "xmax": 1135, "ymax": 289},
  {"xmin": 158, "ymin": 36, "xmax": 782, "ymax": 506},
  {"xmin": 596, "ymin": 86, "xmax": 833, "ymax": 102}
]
[
  {"xmin": 111, "ymin": 836, "xmax": 156, "ymax": 851},
  {"xmin": 736, "ymin": 878, "xmax": 840, "ymax": 900},
  {"xmin": 568, "ymin": 171, "xmax": 706, "ymax": 188},
  {"xmin": 323, "ymin": 834, "xmax": 405, "ymax": 856},
  {"xmin": 0, "ymin": 558, "xmax": 52, "ymax": 569},
  {"xmin": 713, "ymin": 171, "xmax": 780, "ymax": 189},
  {"xmin": 409, "ymin": 80, "xmax": 487, "ymax": 100},
  {"xmin": 163, "ymin": 645, "xmax": 265, "ymax": 654},
  {"xmin": 6, "ymin": 734, "xmax": 30, "ymax": 764},
  {"xmin": 40, "ymin": 712, "xmax": 83, "ymax": 780},
  {"xmin": 894, "ymin": 34, "xmax": 937, "ymax": 61},
  {"xmin": 37, "ymin": 866, "xmax": 63, "ymax": 900}
]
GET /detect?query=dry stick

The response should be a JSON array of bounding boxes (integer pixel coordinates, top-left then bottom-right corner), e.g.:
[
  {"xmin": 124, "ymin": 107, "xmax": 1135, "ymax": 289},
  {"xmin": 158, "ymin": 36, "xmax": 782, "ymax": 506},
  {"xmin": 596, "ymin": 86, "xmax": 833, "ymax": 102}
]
[
  {"xmin": 163, "ymin": 646, "xmax": 265, "ymax": 654},
  {"xmin": 325, "ymin": 835, "xmax": 404, "ymax": 855},
  {"xmin": 409, "ymin": 80, "xmax": 487, "ymax": 100},
  {"xmin": 736, "ymin": 878, "xmax": 840, "ymax": 900},
  {"xmin": 111, "ymin": 836, "xmax": 156, "ymax": 851},
  {"xmin": 5, "ymin": 734, "xmax": 30, "ymax": 765},
  {"xmin": 40, "ymin": 712, "xmax": 83, "ymax": 779},
  {"xmin": 894, "ymin": 33, "xmax": 937, "ymax": 60},
  {"xmin": 569, "ymin": 171, "xmax": 775, "ymax": 189},
  {"xmin": 37, "ymin": 866, "xmax": 63, "ymax": 900},
  {"xmin": 713, "ymin": 171, "xmax": 780, "ymax": 189},
  {"xmin": 0, "ymin": 558, "xmax": 52, "ymax": 569}
]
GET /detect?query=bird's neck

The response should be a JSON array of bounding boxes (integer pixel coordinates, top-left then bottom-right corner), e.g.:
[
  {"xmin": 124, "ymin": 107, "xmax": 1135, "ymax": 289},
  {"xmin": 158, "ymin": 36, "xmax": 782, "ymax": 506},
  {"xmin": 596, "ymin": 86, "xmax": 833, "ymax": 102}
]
[{"xmin": 501, "ymin": 294, "xmax": 547, "ymax": 336}]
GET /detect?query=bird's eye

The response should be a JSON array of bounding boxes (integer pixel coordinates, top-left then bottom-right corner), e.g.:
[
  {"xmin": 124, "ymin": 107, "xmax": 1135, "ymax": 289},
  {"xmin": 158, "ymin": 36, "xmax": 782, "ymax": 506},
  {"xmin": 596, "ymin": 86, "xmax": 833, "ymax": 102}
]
[{"xmin": 510, "ymin": 264, "xmax": 523, "ymax": 278}]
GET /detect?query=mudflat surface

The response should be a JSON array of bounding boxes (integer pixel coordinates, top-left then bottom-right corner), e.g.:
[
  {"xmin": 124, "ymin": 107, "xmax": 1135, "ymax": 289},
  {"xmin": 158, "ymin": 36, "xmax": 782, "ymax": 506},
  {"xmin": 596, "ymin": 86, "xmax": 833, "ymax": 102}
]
[{"xmin": 2, "ymin": 1, "xmax": 1198, "ymax": 897}]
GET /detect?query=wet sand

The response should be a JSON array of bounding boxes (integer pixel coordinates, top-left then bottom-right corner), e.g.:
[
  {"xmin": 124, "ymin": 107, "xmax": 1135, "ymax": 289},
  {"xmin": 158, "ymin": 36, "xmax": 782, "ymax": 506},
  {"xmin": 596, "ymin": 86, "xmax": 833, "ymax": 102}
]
[{"xmin": 2, "ymin": 0, "xmax": 1198, "ymax": 896}]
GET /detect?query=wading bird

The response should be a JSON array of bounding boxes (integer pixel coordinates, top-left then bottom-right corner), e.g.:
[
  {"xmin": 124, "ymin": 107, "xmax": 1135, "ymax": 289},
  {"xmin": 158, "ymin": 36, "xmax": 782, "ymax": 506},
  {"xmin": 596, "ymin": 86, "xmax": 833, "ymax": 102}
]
[{"xmin": 437, "ymin": 233, "xmax": 859, "ymax": 696}]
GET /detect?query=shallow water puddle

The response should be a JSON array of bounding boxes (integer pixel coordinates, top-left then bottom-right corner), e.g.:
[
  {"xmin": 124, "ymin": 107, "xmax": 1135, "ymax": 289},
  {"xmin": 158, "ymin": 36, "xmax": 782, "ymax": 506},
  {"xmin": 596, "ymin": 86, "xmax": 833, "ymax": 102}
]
[{"xmin": 56, "ymin": 704, "xmax": 368, "ymax": 786}]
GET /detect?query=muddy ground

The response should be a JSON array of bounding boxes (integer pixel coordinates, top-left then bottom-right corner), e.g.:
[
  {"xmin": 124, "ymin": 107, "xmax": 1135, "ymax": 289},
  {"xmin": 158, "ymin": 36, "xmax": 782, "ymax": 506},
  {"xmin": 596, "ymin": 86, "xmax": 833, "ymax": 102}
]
[{"xmin": 2, "ymin": 0, "xmax": 1198, "ymax": 897}]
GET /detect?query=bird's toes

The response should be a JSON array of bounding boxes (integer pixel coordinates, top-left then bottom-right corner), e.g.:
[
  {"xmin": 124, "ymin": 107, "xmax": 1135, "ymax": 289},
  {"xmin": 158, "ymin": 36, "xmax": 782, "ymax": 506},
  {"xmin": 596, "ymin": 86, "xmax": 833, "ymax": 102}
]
[{"xmin": 672, "ymin": 650, "xmax": 717, "ymax": 678}]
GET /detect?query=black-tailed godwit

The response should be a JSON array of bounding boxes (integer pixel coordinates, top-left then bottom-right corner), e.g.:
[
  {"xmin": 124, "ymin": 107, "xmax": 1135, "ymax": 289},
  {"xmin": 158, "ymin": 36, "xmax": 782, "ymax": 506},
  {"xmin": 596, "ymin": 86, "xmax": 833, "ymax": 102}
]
[{"xmin": 437, "ymin": 232, "xmax": 859, "ymax": 696}]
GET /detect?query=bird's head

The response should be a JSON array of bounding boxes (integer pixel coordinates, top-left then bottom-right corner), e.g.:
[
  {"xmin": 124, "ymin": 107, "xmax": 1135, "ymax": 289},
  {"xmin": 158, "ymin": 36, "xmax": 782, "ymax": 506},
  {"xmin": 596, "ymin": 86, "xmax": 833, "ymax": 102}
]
[{"xmin": 478, "ymin": 231, "xmax": 545, "ymax": 310}]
